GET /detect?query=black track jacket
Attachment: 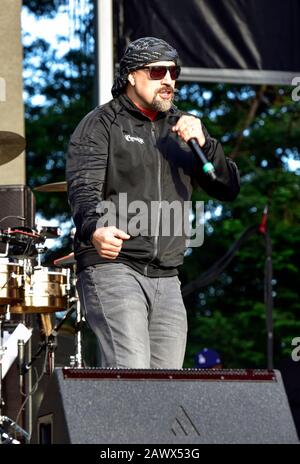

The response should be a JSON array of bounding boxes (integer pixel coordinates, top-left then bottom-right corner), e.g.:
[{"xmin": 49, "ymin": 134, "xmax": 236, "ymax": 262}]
[{"xmin": 66, "ymin": 95, "xmax": 240, "ymax": 276}]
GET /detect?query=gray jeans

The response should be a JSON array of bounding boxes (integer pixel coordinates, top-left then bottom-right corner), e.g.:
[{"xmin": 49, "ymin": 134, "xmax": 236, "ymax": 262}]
[{"xmin": 77, "ymin": 263, "xmax": 187, "ymax": 368}]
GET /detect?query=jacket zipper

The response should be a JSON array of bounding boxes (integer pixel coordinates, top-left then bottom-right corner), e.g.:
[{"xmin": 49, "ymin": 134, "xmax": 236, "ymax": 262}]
[{"xmin": 144, "ymin": 123, "xmax": 162, "ymax": 276}]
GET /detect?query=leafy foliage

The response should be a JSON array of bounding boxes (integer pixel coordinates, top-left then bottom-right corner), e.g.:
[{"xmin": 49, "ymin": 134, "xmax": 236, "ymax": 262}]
[{"xmin": 177, "ymin": 83, "xmax": 300, "ymax": 368}]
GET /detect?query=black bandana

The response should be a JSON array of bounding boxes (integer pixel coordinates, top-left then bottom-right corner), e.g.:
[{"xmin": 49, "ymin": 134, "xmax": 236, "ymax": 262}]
[{"xmin": 111, "ymin": 37, "xmax": 179, "ymax": 98}]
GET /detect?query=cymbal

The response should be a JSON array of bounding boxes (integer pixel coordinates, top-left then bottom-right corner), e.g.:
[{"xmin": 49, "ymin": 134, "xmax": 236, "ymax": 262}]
[
  {"xmin": 0, "ymin": 131, "xmax": 26, "ymax": 166},
  {"xmin": 34, "ymin": 181, "xmax": 67, "ymax": 193}
]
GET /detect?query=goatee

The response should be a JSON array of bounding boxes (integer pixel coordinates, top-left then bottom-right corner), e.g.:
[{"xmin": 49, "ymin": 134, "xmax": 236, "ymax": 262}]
[{"xmin": 151, "ymin": 87, "xmax": 174, "ymax": 112}]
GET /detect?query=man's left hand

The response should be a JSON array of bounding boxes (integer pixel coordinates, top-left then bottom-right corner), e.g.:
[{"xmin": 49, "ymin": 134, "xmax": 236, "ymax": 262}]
[{"xmin": 171, "ymin": 115, "xmax": 206, "ymax": 147}]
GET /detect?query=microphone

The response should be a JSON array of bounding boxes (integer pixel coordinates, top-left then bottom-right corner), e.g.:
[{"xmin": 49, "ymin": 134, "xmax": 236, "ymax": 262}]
[
  {"xmin": 169, "ymin": 115, "xmax": 217, "ymax": 181},
  {"xmin": 188, "ymin": 138, "xmax": 217, "ymax": 181}
]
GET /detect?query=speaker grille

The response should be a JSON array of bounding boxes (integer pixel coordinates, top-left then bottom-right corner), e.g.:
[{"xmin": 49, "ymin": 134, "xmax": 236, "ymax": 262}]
[
  {"xmin": 0, "ymin": 185, "xmax": 35, "ymax": 253},
  {"xmin": 62, "ymin": 367, "xmax": 277, "ymax": 381},
  {"xmin": 0, "ymin": 184, "xmax": 35, "ymax": 229}
]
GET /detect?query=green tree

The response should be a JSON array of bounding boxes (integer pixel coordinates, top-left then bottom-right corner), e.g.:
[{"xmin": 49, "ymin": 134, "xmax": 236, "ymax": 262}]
[{"xmin": 177, "ymin": 83, "xmax": 300, "ymax": 368}]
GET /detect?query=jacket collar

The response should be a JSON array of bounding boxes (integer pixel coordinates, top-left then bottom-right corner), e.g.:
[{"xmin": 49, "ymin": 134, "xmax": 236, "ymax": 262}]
[{"xmin": 117, "ymin": 94, "xmax": 178, "ymax": 122}]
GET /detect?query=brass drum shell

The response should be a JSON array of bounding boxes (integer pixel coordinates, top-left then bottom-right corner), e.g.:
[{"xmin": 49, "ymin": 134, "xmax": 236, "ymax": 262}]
[
  {"xmin": 0, "ymin": 260, "xmax": 24, "ymax": 305},
  {"xmin": 10, "ymin": 267, "xmax": 68, "ymax": 314}
]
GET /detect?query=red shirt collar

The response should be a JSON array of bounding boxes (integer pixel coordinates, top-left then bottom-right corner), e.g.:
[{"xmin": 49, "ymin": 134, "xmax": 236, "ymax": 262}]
[{"xmin": 133, "ymin": 101, "xmax": 158, "ymax": 121}]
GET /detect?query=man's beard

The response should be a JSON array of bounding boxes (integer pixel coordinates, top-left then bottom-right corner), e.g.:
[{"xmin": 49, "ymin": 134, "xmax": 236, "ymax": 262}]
[{"xmin": 151, "ymin": 86, "xmax": 174, "ymax": 112}]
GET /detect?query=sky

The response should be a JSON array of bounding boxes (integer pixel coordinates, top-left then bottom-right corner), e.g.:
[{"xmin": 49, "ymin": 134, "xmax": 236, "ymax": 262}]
[
  {"xmin": 22, "ymin": 5, "xmax": 76, "ymax": 106},
  {"xmin": 22, "ymin": 6, "xmax": 73, "ymax": 54}
]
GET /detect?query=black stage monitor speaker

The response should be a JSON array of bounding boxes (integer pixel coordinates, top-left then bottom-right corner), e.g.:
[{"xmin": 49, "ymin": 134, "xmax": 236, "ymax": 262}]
[
  {"xmin": 0, "ymin": 184, "xmax": 35, "ymax": 254},
  {"xmin": 0, "ymin": 184, "xmax": 35, "ymax": 229},
  {"xmin": 31, "ymin": 368, "xmax": 299, "ymax": 444}
]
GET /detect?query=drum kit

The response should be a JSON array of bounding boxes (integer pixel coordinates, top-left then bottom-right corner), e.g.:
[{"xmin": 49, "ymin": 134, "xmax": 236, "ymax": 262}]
[
  {"xmin": 0, "ymin": 133, "xmax": 81, "ymax": 443},
  {"xmin": 0, "ymin": 227, "xmax": 70, "ymax": 316}
]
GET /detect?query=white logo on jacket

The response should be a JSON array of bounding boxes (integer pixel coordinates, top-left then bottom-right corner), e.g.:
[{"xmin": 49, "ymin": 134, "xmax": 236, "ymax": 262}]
[{"xmin": 124, "ymin": 134, "xmax": 144, "ymax": 144}]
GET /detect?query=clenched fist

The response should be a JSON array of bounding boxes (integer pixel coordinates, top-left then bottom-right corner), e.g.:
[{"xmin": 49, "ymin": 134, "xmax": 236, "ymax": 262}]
[{"xmin": 92, "ymin": 226, "xmax": 130, "ymax": 260}]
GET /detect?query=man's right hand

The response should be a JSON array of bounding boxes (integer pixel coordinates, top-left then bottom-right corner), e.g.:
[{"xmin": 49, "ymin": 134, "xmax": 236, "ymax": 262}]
[{"xmin": 91, "ymin": 226, "xmax": 130, "ymax": 260}]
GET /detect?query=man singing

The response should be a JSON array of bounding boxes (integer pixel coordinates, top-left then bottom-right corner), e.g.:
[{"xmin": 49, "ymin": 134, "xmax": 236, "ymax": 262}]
[{"xmin": 66, "ymin": 37, "xmax": 240, "ymax": 369}]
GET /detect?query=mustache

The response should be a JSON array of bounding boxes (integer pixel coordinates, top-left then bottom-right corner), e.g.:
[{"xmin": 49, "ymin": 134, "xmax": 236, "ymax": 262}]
[{"xmin": 154, "ymin": 86, "xmax": 176, "ymax": 96}]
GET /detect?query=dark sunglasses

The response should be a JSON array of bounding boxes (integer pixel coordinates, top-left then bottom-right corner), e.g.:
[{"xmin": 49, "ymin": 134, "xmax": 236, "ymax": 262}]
[{"xmin": 140, "ymin": 65, "xmax": 181, "ymax": 80}]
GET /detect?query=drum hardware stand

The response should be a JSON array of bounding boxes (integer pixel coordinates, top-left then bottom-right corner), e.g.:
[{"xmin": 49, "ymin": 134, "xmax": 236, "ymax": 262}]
[
  {"xmin": 69, "ymin": 299, "xmax": 83, "ymax": 368},
  {"xmin": 35, "ymin": 245, "xmax": 47, "ymax": 269},
  {"xmin": 0, "ymin": 317, "xmax": 29, "ymax": 444},
  {"xmin": 23, "ymin": 302, "xmax": 78, "ymax": 376},
  {"xmin": 0, "ymin": 318, "xmax": 6, "ymax": 427},
  {"xmin": 75, "ymin": 299, "xmax": 83, "ymax": 368},
  {"xmin": 0, "ymin": 224, "xmax": 13, "ymax": 258},
  {"xmin": 45, "ymin": 335, "xmax": 56, "ymax": 376},
  {"xmin": 67, "ymin": 268, "xmax": 83, "ymax": 369}
]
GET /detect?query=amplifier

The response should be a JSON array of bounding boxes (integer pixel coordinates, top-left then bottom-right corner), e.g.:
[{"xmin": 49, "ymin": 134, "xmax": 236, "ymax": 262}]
[
  {"xmin": 0, "ymin": 184, "xmax": 35, "ymax": 253},
  {"xmin": 31, "ymin": 367, "xmax": 299, "ymax": 444},
  {"xmin": 0, "ymin": 184, "xmax": 35, "ymax": 229}
]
